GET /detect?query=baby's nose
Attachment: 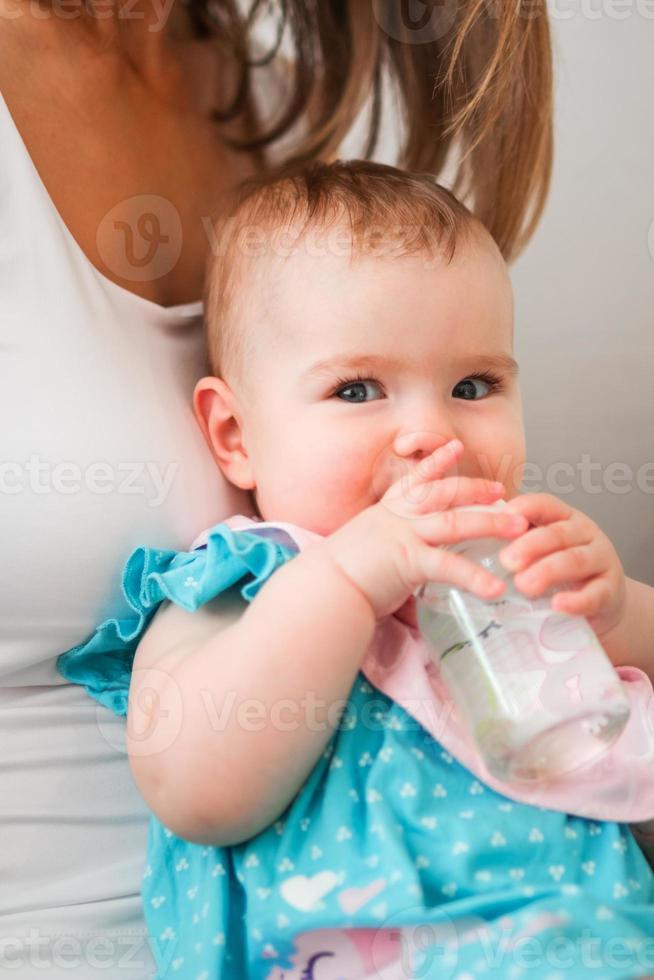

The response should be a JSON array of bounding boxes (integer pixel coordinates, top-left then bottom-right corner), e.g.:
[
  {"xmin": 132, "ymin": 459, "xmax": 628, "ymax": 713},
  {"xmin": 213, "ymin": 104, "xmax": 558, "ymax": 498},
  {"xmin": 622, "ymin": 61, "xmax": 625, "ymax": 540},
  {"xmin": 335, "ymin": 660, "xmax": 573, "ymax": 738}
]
[{"xmin": 394, "ymin": 429, "xmax": 459, "ymax": 462}]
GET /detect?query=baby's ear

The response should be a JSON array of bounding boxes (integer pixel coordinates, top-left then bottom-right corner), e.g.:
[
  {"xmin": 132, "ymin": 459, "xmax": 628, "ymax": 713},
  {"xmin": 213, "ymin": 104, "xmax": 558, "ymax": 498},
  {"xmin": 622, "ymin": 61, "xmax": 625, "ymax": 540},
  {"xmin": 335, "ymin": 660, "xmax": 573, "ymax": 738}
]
[{"xmin": 192, "ymin": 376, "xmax": 256, "ymax": 491}]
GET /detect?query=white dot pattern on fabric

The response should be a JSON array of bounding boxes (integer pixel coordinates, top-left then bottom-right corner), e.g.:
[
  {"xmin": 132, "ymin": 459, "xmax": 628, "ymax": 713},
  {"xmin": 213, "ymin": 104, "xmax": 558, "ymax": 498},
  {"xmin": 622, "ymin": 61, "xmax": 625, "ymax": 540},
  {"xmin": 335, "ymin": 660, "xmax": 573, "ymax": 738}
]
[{"xmin": 143, "ymin": 679, "xmax": 654, "ymax": 978}]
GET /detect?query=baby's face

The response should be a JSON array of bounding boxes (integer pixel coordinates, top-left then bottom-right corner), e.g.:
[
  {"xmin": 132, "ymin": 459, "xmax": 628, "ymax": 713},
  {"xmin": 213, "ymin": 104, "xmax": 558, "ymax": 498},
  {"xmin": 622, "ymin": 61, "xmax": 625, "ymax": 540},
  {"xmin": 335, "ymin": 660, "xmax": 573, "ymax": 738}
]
[{"xmin": 231, "ymin": 228, "xmax": 525, "ymax": 535}]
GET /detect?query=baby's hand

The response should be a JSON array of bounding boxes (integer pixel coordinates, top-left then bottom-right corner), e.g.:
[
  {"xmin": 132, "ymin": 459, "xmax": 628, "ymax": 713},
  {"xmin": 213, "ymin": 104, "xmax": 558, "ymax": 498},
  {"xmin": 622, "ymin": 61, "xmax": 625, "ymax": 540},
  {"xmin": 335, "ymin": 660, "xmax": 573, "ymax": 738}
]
[
  {"xmin": 499, "ymin": 492, "xmax": 628, "ymax": 641},
  {"xmin": 321, "ymin": 439, "xmax": 529, "ymax": 621}
]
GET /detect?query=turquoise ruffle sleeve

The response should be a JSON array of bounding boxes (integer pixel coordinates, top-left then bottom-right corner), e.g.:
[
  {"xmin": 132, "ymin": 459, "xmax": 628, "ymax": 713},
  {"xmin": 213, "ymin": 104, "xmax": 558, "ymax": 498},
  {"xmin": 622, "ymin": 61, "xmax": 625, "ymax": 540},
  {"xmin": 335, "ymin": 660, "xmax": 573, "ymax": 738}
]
[{"xmin": 56, "ymin": 523, "xmax": 298, "ymax": 718}]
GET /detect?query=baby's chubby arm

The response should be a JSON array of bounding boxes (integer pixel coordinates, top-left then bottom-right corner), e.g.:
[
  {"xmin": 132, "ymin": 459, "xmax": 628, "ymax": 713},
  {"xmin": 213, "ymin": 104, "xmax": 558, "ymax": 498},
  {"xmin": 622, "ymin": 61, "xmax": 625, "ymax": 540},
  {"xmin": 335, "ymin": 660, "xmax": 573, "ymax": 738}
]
[
  {"xmin": 127, "ymin": 440, "xmax": 529, "ymax": 847},
  {"xmin": 127, "ymin": 546, "xmax": 379, "ymax": 845}
]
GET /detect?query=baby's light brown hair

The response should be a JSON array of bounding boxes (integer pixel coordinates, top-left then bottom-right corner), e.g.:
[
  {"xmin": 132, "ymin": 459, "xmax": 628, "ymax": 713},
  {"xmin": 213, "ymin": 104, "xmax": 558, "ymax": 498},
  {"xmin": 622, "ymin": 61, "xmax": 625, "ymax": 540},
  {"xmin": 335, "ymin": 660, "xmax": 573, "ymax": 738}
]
[{"xmin": 202, "ymin": 159, "xmax": 484, "ymax": 391}]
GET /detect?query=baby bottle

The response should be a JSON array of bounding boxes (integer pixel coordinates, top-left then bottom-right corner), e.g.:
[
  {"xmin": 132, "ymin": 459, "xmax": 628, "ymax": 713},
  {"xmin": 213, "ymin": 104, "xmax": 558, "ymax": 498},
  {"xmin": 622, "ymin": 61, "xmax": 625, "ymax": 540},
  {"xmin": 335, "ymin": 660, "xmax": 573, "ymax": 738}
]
[{"xmin": 415, "ymin": 499, "xmax": 631, "ymax": 783}]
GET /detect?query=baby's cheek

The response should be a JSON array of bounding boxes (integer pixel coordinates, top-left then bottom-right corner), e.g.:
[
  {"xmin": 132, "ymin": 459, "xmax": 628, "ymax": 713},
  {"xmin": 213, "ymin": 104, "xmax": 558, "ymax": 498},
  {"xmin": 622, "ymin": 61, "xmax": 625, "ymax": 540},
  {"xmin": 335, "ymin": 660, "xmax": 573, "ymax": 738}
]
[
  {"xmin": 310, "ymin": 456, "xmax": 379, "ymax": 532},
  {"xmin": 465, "ymin": 445, "xmax": 524, "ymax": 497},
  {"xmin": 492, "ymin": 440, "xmax": 526, "ymax": 498},
  {"xmin": 267, "ymin": 455, "xmax": 366, "ymax": 534}
]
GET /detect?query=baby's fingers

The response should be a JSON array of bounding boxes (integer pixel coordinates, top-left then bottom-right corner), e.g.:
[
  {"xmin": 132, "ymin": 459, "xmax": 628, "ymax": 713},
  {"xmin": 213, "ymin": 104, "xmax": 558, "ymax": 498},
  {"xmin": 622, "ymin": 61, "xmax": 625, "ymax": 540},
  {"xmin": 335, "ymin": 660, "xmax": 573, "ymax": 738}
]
[
  {"xmin": 550, "ymin": 577, "xmax": 607, "ymax": 617},
  {"xmin": 416, "ymin": 543, "xmax": 508, "ymax": 600},
  {"xmin": 385, "ymin": 439, "xmax": 505, "ymax": 513},
  {"xmin": 387, "ymin": 438, "xmax": 464, "ymax": 501},
  {"xmin": 427, "ymin": 475, "xmax": 507, "ymax": 513},
  {"xmin": 413, "ymin": 509, "xmax": 529, "ymax": 597},
  {"xmin": 419, "ymin": 508, "xmax": 529, "ymax": 549}
]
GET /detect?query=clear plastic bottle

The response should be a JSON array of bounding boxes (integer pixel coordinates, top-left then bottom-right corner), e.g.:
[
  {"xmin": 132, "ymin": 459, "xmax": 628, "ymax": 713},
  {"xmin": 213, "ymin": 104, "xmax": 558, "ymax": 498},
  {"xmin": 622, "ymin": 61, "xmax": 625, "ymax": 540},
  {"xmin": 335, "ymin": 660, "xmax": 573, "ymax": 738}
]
[{"xmin": 415, "ymin": 499, "xmax": 631, "ymax": 783}]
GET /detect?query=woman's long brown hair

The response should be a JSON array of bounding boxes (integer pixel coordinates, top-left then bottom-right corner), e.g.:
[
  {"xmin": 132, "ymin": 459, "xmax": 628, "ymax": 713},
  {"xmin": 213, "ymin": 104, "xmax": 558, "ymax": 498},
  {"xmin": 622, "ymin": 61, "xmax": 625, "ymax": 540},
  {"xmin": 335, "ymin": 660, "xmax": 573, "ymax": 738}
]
[{"xmin": 189, "ymin": 0, "xmax": 553, "ymax": 262}]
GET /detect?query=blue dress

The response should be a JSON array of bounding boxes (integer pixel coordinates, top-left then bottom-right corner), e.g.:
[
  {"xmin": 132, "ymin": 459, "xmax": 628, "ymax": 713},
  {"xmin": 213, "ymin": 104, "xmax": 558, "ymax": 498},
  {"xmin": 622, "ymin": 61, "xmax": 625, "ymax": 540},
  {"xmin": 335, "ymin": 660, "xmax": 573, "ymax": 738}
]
[{"xmin": 57, "ymin": 521, "xmax": 654, "ymax": 980}]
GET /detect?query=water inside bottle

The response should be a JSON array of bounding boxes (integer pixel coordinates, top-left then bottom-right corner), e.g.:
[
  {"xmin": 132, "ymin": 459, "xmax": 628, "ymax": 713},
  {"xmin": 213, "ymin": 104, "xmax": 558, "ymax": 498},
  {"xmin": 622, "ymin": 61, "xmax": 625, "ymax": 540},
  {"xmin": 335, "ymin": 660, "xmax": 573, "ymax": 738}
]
[{"xmin": 417, "ymin": 590, "xmax": 630, "ymax": 784}]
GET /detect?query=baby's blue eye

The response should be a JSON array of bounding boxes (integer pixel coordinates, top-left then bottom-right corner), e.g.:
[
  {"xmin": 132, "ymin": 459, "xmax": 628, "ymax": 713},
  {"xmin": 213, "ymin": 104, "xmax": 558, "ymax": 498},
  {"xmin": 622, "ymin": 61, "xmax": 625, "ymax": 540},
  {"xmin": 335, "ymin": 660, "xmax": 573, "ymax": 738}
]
[
  {"xmin": 331, "ymin": 372, "xmax": 503, "ymax": 403},
  {"xmin": 332, "ymin": 377, "xmax": 384, "ymax": 403},
  {"xmin": 453, "ymin": 375, "xmax": 499, "ymax": 400}
]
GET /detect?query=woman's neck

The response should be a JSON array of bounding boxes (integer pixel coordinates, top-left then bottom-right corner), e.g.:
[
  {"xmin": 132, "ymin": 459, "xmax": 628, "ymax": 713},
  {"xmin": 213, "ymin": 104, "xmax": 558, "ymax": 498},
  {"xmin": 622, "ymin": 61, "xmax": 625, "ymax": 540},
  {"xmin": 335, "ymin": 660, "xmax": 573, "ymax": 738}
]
[
  {"xmin": 81, "ymin": 0, "xmax": 222, "ymax": 113},
  {"xmin": 85, "ymin": 0, "xmax": 189, "ymax": 45}
]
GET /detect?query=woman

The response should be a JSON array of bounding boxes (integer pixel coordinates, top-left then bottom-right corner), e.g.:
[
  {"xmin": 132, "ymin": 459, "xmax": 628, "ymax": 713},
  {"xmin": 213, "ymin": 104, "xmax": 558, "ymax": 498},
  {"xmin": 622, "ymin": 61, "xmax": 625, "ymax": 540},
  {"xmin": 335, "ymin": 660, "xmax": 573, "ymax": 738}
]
[{"xmin": 0, "ymin": 1, "xmax": 552, "ymax": 976}]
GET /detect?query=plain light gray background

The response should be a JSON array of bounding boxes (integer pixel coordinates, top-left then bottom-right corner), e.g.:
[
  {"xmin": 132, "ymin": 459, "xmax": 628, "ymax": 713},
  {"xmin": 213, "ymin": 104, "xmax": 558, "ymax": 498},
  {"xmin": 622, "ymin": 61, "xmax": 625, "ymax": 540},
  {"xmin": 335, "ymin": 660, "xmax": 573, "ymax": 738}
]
[{"xmin": 511, "ymin": 2, "xmax": 654, "ymax": 587}]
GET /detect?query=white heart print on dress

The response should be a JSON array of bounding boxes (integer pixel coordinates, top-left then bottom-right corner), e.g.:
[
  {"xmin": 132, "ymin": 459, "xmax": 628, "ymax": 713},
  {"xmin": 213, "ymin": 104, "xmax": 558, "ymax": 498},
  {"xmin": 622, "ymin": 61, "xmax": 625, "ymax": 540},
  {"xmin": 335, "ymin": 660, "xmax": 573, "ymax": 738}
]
[{"xmin": 280, "ymin": 871, "xmax": 343, "ymax": 912}]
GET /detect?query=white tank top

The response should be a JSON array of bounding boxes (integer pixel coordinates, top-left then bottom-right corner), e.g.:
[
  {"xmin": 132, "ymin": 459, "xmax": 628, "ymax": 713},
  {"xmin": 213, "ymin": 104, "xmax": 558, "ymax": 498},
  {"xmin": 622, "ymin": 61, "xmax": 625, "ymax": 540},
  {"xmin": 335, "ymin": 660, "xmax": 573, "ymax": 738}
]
[{"xmin": 0, "ymin": 88, "xmax": 253, "ymax": 977}]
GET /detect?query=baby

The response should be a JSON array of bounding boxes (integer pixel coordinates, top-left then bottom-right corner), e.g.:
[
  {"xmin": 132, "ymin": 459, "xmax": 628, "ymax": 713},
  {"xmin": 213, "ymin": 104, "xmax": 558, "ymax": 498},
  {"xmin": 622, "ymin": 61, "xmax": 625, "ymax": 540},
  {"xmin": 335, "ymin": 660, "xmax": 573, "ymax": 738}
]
[{"xmin": 58, "ymin": 161, "xmax": 654, "ymax": 979}]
